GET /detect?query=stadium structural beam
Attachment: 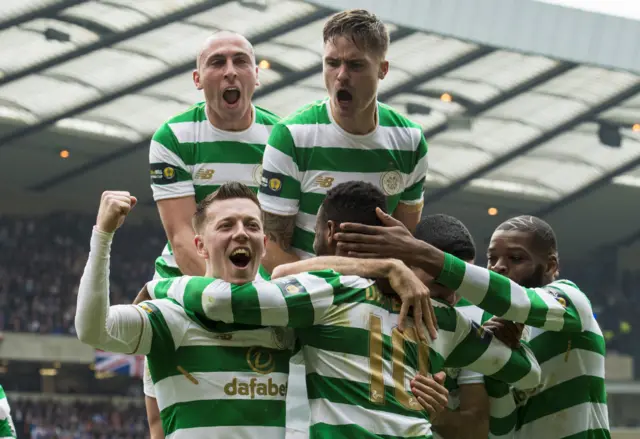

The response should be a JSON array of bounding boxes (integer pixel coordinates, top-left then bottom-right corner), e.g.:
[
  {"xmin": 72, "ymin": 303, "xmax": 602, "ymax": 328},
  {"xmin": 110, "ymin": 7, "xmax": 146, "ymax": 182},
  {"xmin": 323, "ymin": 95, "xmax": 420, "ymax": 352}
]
[
  {"xmin": 0, "ymin": 0, "xmax": 88, "ymax": 31},
  {"xmin": 422, "ymin": 81, "xmax": 640, "ymax": 206},
  {"xmin": 533, "ymin": 155, "xmax": 640, "ymax": 218},
  {"xmin": 31, "ymin": 31, "xmax": 491, "ymax": 192},
  {"xmin": 0, "ymin": 7, "xmax": 334, "ymax": 152},
  {"xmin": 421, "ymin": 62, "xmax": 576, "ymax": 140},
  {"xmin": 0, "ymin": 0, "xmax": 231, "ymax": 87}
]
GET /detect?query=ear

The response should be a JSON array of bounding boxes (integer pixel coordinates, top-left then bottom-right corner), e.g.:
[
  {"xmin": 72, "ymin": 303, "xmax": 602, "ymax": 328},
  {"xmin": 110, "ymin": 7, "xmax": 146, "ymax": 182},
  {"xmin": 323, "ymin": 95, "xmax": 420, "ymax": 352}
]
[
  {"xmin": 326, "ymin": 220, "xmax": 337, "ymax": 245},
  {"xmin": 379, "ymin": 60, "xmax": 389, "ymax": 80},
  {"xmin": 546, "ymin": 253, "xmax": 559, "ymax": 280},
  {"xmin": 193, "ymin": 69, "xmax": 203, "ymax": 90},
  {"xmin": 261, "ymin": 234, "xmax": 268, "ymax": 259},
  {"xmin": 255, "ymin": 65, "xmax": 260, "ymax": 87},
  {"xmin": 195, "ymin": 234, "xmax": 208, "ymax": 260}
]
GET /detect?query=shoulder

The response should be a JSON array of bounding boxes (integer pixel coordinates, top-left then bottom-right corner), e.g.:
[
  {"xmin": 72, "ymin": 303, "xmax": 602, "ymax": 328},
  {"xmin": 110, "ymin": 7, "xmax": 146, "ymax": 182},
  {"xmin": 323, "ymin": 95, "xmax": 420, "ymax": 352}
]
[
  {"xmin": 152, "ymin": 103, "xmax": 206, "ymax": 141},
  {"xmin": 545, "ymin": 279, "xmax": 593, "ymax": 312},
  {"xmin": 255, "ymin": 105, "xmax": 282, "ymax": 125},
  {"xmin": 378, "ymin": 102, "xmax": 423, "ymax": 131},
  {"xmin": 280, "ymin": 99, "xmax": 330, "ymax": 126}
]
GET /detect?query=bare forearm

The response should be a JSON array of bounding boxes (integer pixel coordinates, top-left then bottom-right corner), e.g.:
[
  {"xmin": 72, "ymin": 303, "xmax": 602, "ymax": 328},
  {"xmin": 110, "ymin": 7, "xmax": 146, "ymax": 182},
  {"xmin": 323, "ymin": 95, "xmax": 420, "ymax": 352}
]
[
  {"xmin": 412, "ymin": 239, "xmax": 446, "ymax": 278},
  {"xmin": 170, "ymin": 232, "xmax": 206, "ymax": 276},
  {"xmin": 262, "ymin": 241, "xmax": 300, "ymax": 273},
  {"xmin": 273, "ymin": 256, "xmax": 397, "ymax": 279},
  {"xmin": 432, "ymin": 409, "xmax": 460, "ymax": 438},
  {"xmin": 393, "ymin": 202, "xmax": 423, "ymax": 233}
]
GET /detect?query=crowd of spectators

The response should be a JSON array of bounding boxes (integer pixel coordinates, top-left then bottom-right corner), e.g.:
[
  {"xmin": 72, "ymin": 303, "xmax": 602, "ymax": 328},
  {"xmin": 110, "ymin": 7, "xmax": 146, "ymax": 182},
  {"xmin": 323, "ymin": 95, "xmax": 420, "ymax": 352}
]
[
  {"xmin": 10, "ymin": 398, "xmax": 147, "ymax": 439},
  {"xmin": 0, "ymin": 213, "xmax": 163, "ymax": 334}
]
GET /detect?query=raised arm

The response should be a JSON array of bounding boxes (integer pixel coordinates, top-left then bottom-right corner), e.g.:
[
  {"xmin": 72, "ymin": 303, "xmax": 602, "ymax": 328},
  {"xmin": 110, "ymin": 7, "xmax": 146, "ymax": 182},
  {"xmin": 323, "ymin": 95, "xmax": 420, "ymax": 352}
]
[
  {"xmin": 150, "ymin": 124, "xmax": 205, "ymax": 276},
  {"xmin": 75, "ymin": 192, "xmax": 152, "ymax": 355},
  {"xmin": 437, "ymin": 303, "xmax": 541, "ymax": 390},
  {"xmin": 258, "ymin": 123, "xmax": 303, "ymax": 272},
  {"xmin": 0, "ymin": 388, "xmax": 16, "ymax": 439}
]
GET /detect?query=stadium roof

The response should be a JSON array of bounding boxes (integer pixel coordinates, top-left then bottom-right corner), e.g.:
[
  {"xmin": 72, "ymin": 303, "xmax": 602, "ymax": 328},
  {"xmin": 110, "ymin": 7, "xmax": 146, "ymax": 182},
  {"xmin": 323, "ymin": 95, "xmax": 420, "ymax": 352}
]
[{"xmin": 2, "ymin": 0, "xmax": 640, "ymax": 259}]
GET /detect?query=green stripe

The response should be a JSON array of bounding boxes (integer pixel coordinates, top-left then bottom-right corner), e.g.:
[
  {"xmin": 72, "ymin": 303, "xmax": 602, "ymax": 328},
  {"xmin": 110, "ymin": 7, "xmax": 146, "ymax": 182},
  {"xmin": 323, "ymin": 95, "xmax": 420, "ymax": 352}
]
[
  {"xmin": 183, "ymin": 141, "xmax": 265, "ymax": 166},
  {"xmin": 231, "ymin": 283, "xmax": 262, "ymax": 324},
  {"xmin": 183, "ymin": 277, "xmax": 214, "ymax": 316},
  {"xmin": 546, "ymin": 284, "xmax": 583, "ymax": 331},
  {"xmin": 164, "ymin": 102, "xmax": 207, "ymax": 124},
  {"xmin": 295, "ymin": 147, "xmax": 419, "ymax": 174},
  {"xmin": 161, "ymin": 399, "xmax": 286, "ymax": 435},
  {"xmin": 0, "ymin": 420, "xmax": 14, "ymax": 438},
  {"xmin": 523, "ymin": 288, "xmax": 550, "ymax": 327},
  {"xmin": 485, "ymin": 377, "xmax": 511, "ymax": 398},
  {"xmin": 0, "ymin": 386, "xmax": 5, "ymax": 399},
  {"xmin": 490, "ymin": 407, "xmax": 517, "ymax": 436},
  {"xmin": 400, "ymin": 179, "xmax": 424, "ymax": 201},
  {"xmin": 150, "ymin": 278, "xmax": 175, "ymax": 299},
  {"xmin": 172, "ymin": 345, "xmax": 290, "ymax": 376},
  {"xmin": 154, "ymin": 257, "xmax": 183, "ymax": 278},
  {"xmin": 529, "ymin": 330, "xmax": 605, "ymax": 364},
  {"xmin": 517, "ymin": 375, "xmax": 606, "ymax": 428},
  {"xmin": 488, "ymin": 342, "xmax": 534, "ymax": 385},
  {"xmin": 284, "ymin": 100, "xmax": 331, "ymax": 125},
  {"xmin": 306, "ymin": 373, "xmax": 428, "ymax": 420},
  {"xmin": 292, "ymin": 226, "xmax": 315, "ymax": 254},
  {"xmin": 145, "ymin": 302, "xmax": 178, "ymax": 384},
  {"xmin": 560, "ymin": 429, "xmax": 611, "ymax": 439},
  {"xmin": 310, "ymin": 423, "xmax": 429, "ymax": 439},
  {"xmin": 476, "ymin": 271, "xmax": 513, "ymax": 318}
]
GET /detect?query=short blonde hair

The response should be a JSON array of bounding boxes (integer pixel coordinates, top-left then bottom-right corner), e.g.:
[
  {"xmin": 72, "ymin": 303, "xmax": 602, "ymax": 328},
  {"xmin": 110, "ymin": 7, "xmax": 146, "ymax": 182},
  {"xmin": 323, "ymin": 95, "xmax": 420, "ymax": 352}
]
[{"xmin": 323, "ymin": 9, "xmax": 389, "ymax": 58}]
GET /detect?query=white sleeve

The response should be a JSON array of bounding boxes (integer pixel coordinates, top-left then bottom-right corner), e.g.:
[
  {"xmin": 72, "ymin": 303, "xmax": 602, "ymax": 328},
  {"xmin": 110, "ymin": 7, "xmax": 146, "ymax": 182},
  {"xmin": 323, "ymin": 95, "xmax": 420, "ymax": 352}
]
[
  {"xmin": 457, "ymin": 369, "xmax": 485, "ymax": 385},
  {"xmin": 143, "ymin": 358, "xmax": 156, "ymax": 398},
  {"xmin": 75, "ymin": 227, "xmax": 152, "ymax": 355}
]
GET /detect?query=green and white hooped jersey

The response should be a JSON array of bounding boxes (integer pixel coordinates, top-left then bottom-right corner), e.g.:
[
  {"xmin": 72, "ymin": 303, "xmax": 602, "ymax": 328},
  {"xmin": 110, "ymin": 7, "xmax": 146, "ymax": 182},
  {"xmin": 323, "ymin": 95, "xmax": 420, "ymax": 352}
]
[
  {"xmin": 0, "ymin": 386, "xmax": 16, "ymax": 439},
  {"xmin": 149, "ymin": 102, "xmax": 280, "ymax": 279},
  {"xmin": 258, "ymin": 98, "xmax": 429, "ymax": 259},
  {"xmin": 437, "ymin": 254, "xmax": 610, "ymax": 439},
  {"xmin": 147, "ymin": 272, "xmax": 541, "ymax": 439}
]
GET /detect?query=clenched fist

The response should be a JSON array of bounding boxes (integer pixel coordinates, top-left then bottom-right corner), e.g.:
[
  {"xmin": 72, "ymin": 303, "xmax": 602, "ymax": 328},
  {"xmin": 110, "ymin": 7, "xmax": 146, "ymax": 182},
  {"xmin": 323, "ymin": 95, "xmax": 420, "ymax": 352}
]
[{"xmin": 96, "ymin": 191, "xmax": 137, "ymax": 233}]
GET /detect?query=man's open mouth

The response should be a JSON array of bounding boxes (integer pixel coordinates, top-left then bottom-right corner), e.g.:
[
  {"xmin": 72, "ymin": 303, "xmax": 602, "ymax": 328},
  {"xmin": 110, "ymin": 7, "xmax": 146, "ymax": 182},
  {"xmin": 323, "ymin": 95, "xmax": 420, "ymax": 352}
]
[
  {"xmin": 223, "ymin": 87, "xmax": 241, "ymax": 105},
  {"xmin": 337, "ymin": 89, "xmax": 353, "ymax": 103},
  {"xmin": 229, "ymin": 248, "xmax": 251, "ymax": 268}
]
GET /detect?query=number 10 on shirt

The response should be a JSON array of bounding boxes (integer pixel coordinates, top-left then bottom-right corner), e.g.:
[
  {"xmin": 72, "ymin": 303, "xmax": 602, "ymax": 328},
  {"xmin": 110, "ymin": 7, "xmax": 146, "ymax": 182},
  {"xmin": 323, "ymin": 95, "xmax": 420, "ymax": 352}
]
[{"xmin": 368, "ymin": 314, "xmax": 429, "ymax": 411}]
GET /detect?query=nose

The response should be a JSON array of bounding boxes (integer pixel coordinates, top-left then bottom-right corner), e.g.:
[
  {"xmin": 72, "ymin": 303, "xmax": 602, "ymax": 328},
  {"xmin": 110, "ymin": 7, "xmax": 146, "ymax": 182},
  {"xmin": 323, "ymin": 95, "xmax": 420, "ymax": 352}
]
[
  {"xmin": 490, "ymin": 258, "xmax": 509, "ymax": 276},
  {"xmin": 223, "ymin": 59, "xmax": 237, "ymax": 80},
  {"xmin": 336, "ymin": 63, "xmax": 349, "ymax": 82},
  {"xmin": 232, "ymin": 222, "xmax": 249, "ymax": 241}
]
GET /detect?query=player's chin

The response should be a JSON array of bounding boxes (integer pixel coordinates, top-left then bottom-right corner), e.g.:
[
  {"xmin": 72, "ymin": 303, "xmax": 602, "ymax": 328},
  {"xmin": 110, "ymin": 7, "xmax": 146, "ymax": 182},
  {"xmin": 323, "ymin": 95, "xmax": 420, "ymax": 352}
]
[{"xmin": 227, "ymin": 261, "xmax": 257, "ymax": 284}]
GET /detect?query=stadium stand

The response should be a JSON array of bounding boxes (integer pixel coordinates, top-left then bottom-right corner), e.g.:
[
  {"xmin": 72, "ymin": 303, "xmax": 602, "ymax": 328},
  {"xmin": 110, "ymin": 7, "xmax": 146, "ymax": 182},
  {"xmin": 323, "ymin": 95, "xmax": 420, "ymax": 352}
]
[{"xmin": 1, "ymin": 0, "xmax": 640, "ymax": 437}]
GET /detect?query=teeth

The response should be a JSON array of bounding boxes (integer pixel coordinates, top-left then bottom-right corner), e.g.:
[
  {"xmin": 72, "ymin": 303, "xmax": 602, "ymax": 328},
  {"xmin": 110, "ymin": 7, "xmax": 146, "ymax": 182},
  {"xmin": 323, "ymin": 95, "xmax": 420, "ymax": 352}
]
[
  {"xmin": 231, "ymin": 248, "xmax": 250, "ymax": 257},
  {"xmin": 225, "ymin": 87, "xmax": 239, "ymax": 91}
]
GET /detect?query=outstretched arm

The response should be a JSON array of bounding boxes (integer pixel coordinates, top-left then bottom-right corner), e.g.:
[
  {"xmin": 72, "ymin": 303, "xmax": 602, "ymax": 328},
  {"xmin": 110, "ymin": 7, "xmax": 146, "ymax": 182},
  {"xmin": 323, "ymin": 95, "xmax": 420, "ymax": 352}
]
[{"xmin": 75, "ymin": 192, "xmax": 152, "ymax": 355}]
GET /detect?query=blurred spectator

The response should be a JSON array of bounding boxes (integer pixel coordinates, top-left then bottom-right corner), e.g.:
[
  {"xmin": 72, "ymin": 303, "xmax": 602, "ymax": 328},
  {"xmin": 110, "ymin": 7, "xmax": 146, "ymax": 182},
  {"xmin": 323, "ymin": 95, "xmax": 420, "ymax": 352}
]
[
  {"xmin": 0, "ymin": 213, "xmax": 164, "ymax": 336},
  {"xmin": 11, "ymin": 398, "xmax": 147, "ymax": 439}
]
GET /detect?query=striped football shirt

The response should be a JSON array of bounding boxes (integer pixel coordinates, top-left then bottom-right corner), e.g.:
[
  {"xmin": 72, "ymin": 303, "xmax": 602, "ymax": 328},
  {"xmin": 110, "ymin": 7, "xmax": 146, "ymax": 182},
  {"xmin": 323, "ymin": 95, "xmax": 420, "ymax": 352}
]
[
  {"xmin": 436, "ymin": 253, "xmax": 610, "ymax": 439},
  {"xmin": 149, "ymin": 102, "xmax": 280, "ymax": 279},
  {"xmin": 148, "ymin": 271, "xmax": 541, "ymax": 439},
  {"xmin": 0, "ymin": 386, "xmax": 16, "ymax": 439},
  {"xmin": 258, "ymin": 98, "xmax": 428, "ymax": 259}
]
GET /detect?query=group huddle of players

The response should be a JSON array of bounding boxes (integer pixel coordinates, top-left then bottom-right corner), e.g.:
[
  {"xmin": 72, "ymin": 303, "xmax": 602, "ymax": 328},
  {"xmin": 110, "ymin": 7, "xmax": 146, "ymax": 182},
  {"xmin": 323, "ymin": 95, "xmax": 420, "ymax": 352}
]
[{"xmin": 0, "ymin": 8, "xmax": 610, "ymax": 439}]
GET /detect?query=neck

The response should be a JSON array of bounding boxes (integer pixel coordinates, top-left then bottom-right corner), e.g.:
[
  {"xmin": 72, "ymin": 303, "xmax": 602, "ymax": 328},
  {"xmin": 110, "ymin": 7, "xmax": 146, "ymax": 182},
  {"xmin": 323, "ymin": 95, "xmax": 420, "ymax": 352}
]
[
  {"xmin": 331, "ymin": 100, "xmax": 377, "ymax": 135},
  {"xmin": 206, "ymin": 104, "xmax": 253, "ymax": 131}
]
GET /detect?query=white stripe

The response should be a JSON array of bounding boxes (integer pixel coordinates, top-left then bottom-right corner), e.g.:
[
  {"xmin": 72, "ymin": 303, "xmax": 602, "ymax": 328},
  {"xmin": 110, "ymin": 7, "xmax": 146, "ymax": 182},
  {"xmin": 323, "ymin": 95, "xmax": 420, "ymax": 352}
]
[
  {"xmin": 287, "ymin": 123, "xmax": 422, "ymax": 152},
  {"xmin": 155, "ymin": 371, "xmax": 288, "ymax": 411},
  {"xmin": 191, "ymin": 162, "xmax": 262, "ymax": 187},
  {"xmin": 181, "ymin": 326, "xmax": 283, "ymax": 349},
  {"xmin": 457, "ymin": 369, "xmax": 484, "ymax": 385},
  {"xmin": 259, "ymin": 192, "xmax": 300, "ymax": 216},
  {"xmin": 300, "ymin": 169, "xmax": 413, "ymax": 196},
  {"xmin": 456, "ymin": 303, "xmax": 486, "ymax": 324},
  {"xmin": 517, "ymin": 402, "xmax": 609, "ymax": 439},
  {"xmin": 296, "ymin": 273, "xmax": 336, "ymax": 324},
  {"xmin": 152, "ymin": 181, "xmax": 195, "ymax": 201},
  {"xmin": 160, "ymin": 253, "xmax": 178, "ymax": 269},
  {"xmin": 166, "ymin": 425, "xmax": 286, "ymax": 439},
  {"xmin": 551, "ymin": 282, "xmax": 593, "ymax": 332},
  {"xmin": 458, "ymin": 264, "xmax": 491, "ymax": 305},
  {"xmin": 339, "ymin": 275, "xmax": 375, "ymax": 290},
  {"xmin": 405, "ymin": 152, "xmax": 428, "ymax": 189},
  {"xmin": 149, "ymin": 139, "xmax": 191, "ymax": 170},
  {"xmin": 201, "ymin": 279, "xmax": 234, "ymax": 322},
  {"xmin": 255, "ymin": 282, "xmax": 289, "ymax": 326},
  {"xmin": 309, "ymin": 399, "xmax": 430, "ymax": 437},
  {"xmin": 539, "ymin": 349, "xmax": 606, "ymax": 385},
  {"xmin": 295, "ymin": 211, "xmax": 316, "ymax": 234},
  {"xmin": 262, "ymin": 144, "xmax": 302, "ymax": 180},
  {"xmin": 489, "ymin": 392, "xmax": 517, "ymax": 419},
  {"xmin": 501, "ymin": 281, "xmax": 533, "ymax": 324},
  {"xmin": 148, "ymin": 299, "xmax": 194, "ymax": 349},
  {"xmin": 168, "ymin": 119, "xmax": 272, "ymax": 145}
]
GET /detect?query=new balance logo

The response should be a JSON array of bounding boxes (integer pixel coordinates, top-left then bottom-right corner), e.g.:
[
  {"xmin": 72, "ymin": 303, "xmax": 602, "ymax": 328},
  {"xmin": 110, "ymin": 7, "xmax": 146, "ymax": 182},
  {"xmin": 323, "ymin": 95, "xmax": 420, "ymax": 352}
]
[
  {"xmin": 315, "ymin": 176, "xmax": 334, "ymax": 188},
  {"xmin": 195, "ymin": 169, "xmax": 215, "ymax": 180}
]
